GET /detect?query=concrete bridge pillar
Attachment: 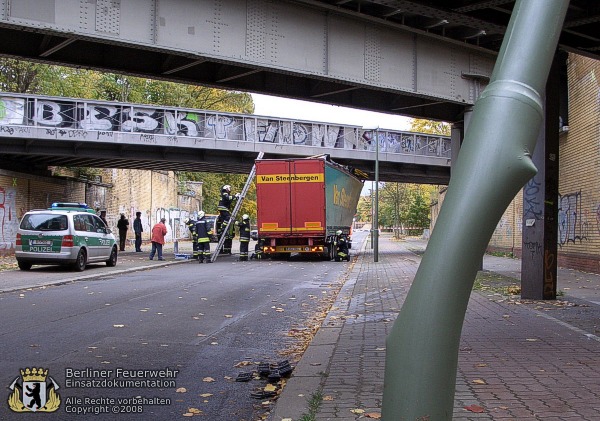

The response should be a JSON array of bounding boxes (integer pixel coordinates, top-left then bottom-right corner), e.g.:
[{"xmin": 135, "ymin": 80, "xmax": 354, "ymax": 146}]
[{"xmin": 521, "ymin": 56, "xmax": 561, "ymax": 300}]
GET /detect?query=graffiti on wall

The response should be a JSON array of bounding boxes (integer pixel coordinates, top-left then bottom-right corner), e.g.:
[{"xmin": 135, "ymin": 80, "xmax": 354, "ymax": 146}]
[
  {"xmin": 558, "ymin": 190, "xmax": 590, "ymax": 246},
  {"xmin": 0, "ymin": 186, "xmax": 17, "ymax": 255},
  {"xmin": 524, "ymin": 177, "xmax": 543, "ymax": 220},
  {"xmin": 0, "ymin": 94, "xmax": 452, "ymax": 158}
]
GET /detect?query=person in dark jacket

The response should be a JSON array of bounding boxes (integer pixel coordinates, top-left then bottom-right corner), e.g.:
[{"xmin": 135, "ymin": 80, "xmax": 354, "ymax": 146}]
[
  {"xmin": 184, "ymin": 217, "xmax": 198, "ymax": 260},
  {"xmin": 251, "ymin": 238, "xmax": 264, "ymax": 260},
  {"xmin": 133, "ymin": 211, "xmax": 143, "ymax": 252},
  {"xmin": 236, "ymin": 214, "xmax": 251, "ymax": 261},
  {"xmin": 217, "ymin": 185, "xmax": 239, "ymax": 254},
  {"xmin": 195, "ymin": 211, "xmax": 213, "ymax": 263},
  {"xmin": 116, "ymin": 213, "xmax": 129, "ymax": 251},
  {"xmin": 334, "ymin": 230, "xmax": 350, "ymax": 262}
]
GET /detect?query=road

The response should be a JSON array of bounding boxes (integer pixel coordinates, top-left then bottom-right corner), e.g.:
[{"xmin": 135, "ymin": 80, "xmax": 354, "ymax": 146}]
[{"xmin": 0, "ymin": 237, "xmax": 366, "ymax": 421}]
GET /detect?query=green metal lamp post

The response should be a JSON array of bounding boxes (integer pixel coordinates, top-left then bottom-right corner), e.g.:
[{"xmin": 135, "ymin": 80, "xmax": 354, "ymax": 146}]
[{"xmin": 381, "ymin": 1, "xmax": 569, "ymax": 419}]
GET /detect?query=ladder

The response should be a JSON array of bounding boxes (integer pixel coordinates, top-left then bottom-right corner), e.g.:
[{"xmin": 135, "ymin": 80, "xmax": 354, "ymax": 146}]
[{"xmin": 210, "ymin": 151, "xmax": 264, "ymax": 262}]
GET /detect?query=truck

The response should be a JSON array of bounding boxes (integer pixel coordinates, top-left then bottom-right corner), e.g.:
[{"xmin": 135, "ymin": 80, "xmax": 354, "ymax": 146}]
[{"xmin": 255, "ymin": 156, "xmax": 364, "ymax": 259}]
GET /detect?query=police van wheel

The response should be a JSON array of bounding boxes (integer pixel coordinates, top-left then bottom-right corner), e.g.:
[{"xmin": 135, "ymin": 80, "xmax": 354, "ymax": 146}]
[
  {"xmin": 74, "ymin": 249, "xmax": 87, "ymax": 272},
  {"xmin": 106, "ymin": 247, "xmax": 118, "ymax": 267},
  {"xmin": 18, "ymin": 261, "xmax": 32, "ymax": 271}
]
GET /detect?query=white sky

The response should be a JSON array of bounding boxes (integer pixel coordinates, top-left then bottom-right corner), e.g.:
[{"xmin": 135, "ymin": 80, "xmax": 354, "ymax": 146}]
[
  {"xmin": 251, "ymin": 93, "xmax": 412, "ymax": 131},
  {"xmin": 252, "ymin": 93, "xmax": 400, "ymax": 196}
]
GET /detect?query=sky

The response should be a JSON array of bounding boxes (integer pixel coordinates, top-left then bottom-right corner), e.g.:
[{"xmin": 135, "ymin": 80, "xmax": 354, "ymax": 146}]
[
  {"xmin": 251, "ymin": 93, "xmax": 412, "ymax": 131},
  {"xmin": 252, "ymin": 93, "xmax": 403, "ymax": 196}
]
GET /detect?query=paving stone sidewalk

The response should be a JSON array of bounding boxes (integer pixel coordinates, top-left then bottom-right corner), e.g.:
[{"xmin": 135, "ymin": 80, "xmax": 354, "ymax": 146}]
[{"xmin": 271, "ymin": 234, "xmax": 600, "ymax": 421}]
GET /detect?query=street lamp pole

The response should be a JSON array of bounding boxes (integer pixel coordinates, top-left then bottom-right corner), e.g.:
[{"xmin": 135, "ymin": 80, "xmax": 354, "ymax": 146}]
[
  {"xmin": 374, "ymin": 127, "xmax": 379, "ymax": 262},
  {"xmin": 370, "ymin": 187, "xmax": 374, "ymax": 249}
]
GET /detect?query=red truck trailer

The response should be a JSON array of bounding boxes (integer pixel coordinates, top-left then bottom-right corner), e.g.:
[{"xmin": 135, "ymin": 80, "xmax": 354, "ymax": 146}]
[{"xmin": 255, "ymin": 156, "xmax": 363, "ymax": 259}]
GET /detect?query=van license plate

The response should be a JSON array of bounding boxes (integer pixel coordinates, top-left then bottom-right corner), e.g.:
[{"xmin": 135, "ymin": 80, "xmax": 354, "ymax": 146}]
[{"xmin": 30, "ymin": 240, "xmax": 52, "ymax": 246}]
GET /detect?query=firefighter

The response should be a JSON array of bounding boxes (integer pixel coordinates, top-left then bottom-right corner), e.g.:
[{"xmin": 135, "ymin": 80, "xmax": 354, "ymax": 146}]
[
  {"xmin": 236, "ymin": 214, "xmax": 251, "ymax": 261},
  {"xmin": 195, "ymin": 211, "xmax": 213, "ymax": 263},
  {"xmin": 217, "ymin": 184, "xmax": 239, "ymax": 254},
  {"xmin": 184, "ymin": 217, "xmax": 198, "ymax": 260},
  {"xmin": 334, "ymin": 230, "xmax": 350, "ymax": 262},
  {"xmin": 251, "ymin": 238, "xmax": 264, "ymax": 260}
]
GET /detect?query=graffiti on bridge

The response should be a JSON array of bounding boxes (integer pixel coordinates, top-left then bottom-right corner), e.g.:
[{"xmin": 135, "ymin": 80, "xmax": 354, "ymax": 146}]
[
  {"xmin": 0, "ymin": 94, "xmax": 451, "ymax": 157},
  {"xmin": 0, "ymin": 96, "xmax": 356, "ymax": 149}
]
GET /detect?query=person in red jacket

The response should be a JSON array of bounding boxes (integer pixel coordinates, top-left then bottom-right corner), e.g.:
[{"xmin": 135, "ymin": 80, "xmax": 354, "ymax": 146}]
[{"xmin": 149, "ymin": 218, "xmax": 167, "ymax": 261}]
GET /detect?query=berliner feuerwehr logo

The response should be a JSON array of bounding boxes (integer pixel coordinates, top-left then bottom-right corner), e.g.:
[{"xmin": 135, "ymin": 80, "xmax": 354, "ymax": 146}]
[{"xmin": 8, "ymin": 367, "xmax": 61, "ymax": 412}]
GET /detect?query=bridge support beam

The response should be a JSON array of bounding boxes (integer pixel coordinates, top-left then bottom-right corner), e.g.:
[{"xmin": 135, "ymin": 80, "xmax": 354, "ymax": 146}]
[
  {"xmin": 381, "ymin": 1, "xmax": 569, "ymax": 420},
  {"xmin": 521, "ymin": 58, "xmax": 561, "ymax": 300}
]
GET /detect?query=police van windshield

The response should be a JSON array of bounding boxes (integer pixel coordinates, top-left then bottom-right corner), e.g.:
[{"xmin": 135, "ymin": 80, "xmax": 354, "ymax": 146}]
[{"xmin": 21, "ymin": 214, "xmax": 68, "ymax": 231}]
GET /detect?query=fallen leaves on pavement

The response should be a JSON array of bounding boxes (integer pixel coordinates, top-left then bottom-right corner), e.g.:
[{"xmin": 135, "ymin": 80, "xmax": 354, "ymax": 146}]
[{"xmin": 464, "ymin": 404, "xmax": 485, "ymax": 413}]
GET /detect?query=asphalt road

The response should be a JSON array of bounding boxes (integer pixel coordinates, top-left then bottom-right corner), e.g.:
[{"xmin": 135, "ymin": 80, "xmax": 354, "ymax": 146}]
[{"xmin": 0, "ymin": 246, "xmax": 361, "ymax": 421}]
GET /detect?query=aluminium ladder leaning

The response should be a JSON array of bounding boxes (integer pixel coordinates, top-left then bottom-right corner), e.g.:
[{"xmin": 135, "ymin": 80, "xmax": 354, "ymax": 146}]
[{"xmin": 210, "ymin": 151, "xmax": 264, "ymax": 262}]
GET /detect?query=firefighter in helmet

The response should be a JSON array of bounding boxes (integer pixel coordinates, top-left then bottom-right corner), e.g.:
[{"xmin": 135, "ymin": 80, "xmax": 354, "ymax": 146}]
[
  {"xmin": 217, "ymin": 185, "xmax": 239, "ymax": 254},
  {"xmin": 236, "ymin": 214, "xmax": 251, "ymax": 261},
  {"xmin": 334, "ymin": 230, "xmax": 350, "ymax": 262},
  {"xmin": 184, "ymin": 216, "xmax": 198, "ymax": 260},
  {"xmin": 195, "ymin": 211, "xmax": 213, "ymax": 263},
  {"xmin": 251, "ymin": 238, "xmax": 264, "ymax": 260}
]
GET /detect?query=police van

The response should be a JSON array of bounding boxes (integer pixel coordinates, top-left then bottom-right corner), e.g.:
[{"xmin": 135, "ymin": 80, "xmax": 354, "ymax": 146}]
[{"xmin": 15, "ymin": 203, "xmax": 118, "ymax": 271}]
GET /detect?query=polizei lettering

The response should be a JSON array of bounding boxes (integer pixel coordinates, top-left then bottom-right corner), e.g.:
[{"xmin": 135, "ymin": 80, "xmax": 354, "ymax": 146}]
[{"xmin": 333, "ymin": 184, "xmax": 354, "ymax": 209}]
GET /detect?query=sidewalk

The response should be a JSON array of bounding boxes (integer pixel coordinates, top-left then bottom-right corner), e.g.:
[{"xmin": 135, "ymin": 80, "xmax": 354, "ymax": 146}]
[{"xmin": 271, "ymin": 234, "xmax": 600, "ymax": 421}]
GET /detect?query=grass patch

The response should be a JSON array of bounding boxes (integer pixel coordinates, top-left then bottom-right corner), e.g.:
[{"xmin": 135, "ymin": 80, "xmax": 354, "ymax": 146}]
[
  {"xmin": 473, "ymin": 271, "xmax": 521, "ymax": 296},
  {"xmin": 486, "ymin": 250, "xmax": 515, "ymax": 258},
  {"xmin": 298, "ymin": 390, "xmax": 324, "ymax": 421}
]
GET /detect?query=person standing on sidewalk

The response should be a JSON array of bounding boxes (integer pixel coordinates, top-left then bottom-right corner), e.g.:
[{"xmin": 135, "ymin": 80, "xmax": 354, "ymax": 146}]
[
  {"xmin": 117, "ymin": 213, "xmax": 129, "ymax": 251},
  {"xmin": 149, "ymin": 218, "xmax": 167, "ymax": 261},
  {"xmin": 133, "ymin": 211, "xmax": 143, "ymax": 252}
]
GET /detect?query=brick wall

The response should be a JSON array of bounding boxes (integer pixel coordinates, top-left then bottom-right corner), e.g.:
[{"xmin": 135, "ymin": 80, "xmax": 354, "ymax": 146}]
[
  {"xmin": 0, "ymin": 168, "xmax": 202, "ymax": 255},
  {"xmin": 0, "ymin": 170, "xmax": 86, "ymax": 256},
  {"xmin": 98, "ymin": 169, "xmax": 202, "ymax": 243},
  {"xmin": 557, "ymin": 54, "xmax": 600, "ymax": 271},
  {"xmin": 431, "ymin": 53, "xmax": 600, "ymax": 273}
]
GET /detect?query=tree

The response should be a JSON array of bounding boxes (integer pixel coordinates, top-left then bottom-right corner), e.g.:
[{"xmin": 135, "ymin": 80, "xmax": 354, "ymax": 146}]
[
  {"xmin": 410, "ymin": 119, "xmax": 451, "ymax": 136},
  {"xmin": 1, "ymin": 58, "xmax": 255, "ymax": 204},
  {"xmin": 0, "ymin": 58, "xmax": 254, "ymax": 112},
  {"xmin": 179, "ymin": 172, "xmax": 256, "ymax": 220},
  {"xmin": 0, "ymin": 59, "xmax": 42, "ymax": 93}
]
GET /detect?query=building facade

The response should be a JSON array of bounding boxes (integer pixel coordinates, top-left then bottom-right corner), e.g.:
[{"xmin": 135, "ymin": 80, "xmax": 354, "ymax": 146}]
[
  {"xmin": 433, "ymin": 53, "xmax": 600, "ymax": 274},
  {"xmin": 0, "ymin": 168, "xmax": 202, "ymax": 256}
]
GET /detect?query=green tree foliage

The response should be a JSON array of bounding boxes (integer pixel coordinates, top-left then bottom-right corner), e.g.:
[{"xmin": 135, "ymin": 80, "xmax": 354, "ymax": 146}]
[
  {"xmin": 366, "ymin": 183, "xmax": 434, "ymax": 234},
  {"xmin": 355, "ymin": 195, "xmax": 373, "ymax": 223},
  {"xmin": 1, "ymin": 58, "xmax": 255, "ymax": 210},
  {"xmin": 0, "ymin": 58, "xmax": 254, "ymax": 112},
  {"xmin": 410, "ymin": 119, "xmax": 451, "ymax": 136},
  {"xmin": 179, "ymin": 172, "xmax": 257, "ymax": 221},
  {"xmin": 404, "ymin": 187, "xmax": 431, "ymax": 230},
  {"xmin": 0, "ymin": 59, "xmax": 42, "ymax": 93}
]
